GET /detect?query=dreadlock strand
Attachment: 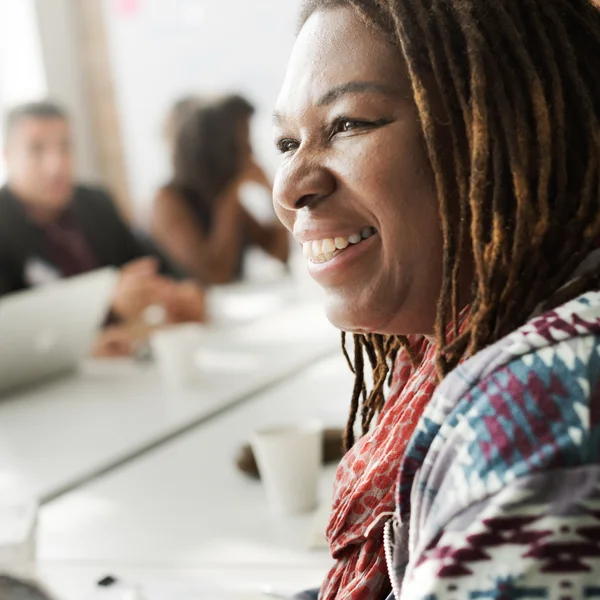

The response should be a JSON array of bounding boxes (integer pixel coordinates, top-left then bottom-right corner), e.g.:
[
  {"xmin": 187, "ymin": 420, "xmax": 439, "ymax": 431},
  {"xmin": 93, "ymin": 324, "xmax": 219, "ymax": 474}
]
[
  {"xmin": 362, "ymin": 333, "xmax": 379, "ymax": 372},
  {"xmin": 360, "ymin": 334, "xmax": 388, "ymax": 433},
  {"xmin": 388, "ymin": 0, "xmax": 471, "ymax": 375},
  {"xmin": 543, "ymin": 3, "xmax": 600, "ymax": 230},
  {"xmin": 472, "ymin": 7, "xmax": 537, "ymax": 337},
  {"xmin": 424, "ymin": 0, "xmax": 473, "ymax": 339},
  {"xmin": 523, "ymin": 0, "xmax": 568, "ymax": 227},
  {"xmin": 388, "ymin": 0, "xmax": 454, "ymax": 357},
  {"xmin": 341, "ymin": 331, "xmax": 355, "ymax": 374},
  {"xmin": 344, "ymin": 334, "xmax": 366, "ymax": 450},
  {"xmin": 446, "ymin": 3, "xmax": 495, "ymax": 365}
]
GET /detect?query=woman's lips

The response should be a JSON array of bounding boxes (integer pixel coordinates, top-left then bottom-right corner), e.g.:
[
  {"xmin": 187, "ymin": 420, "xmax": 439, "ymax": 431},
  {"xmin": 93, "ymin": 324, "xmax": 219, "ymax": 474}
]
[
  {"xmin": 305, "ymin": 231, "xmax": 380, "ymax": 285},
  {"xmin": 302, "ymin": 227, "xmax": 377, "ymax": 264}
]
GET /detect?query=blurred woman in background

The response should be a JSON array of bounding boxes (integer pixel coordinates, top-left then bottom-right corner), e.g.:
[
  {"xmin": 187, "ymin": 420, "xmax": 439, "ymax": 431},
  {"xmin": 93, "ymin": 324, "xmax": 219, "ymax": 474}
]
[{"xmin": 151, "ymin": 94, "xmax": 289, "ymax": 285}]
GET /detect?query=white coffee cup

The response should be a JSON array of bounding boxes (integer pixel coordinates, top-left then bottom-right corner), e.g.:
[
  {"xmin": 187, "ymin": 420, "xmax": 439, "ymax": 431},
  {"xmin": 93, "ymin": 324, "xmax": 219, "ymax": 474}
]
[
  {"xmin": 251, "ymin": 421, "xmax": 323, "ymax": 516},
  {"xmin": 0, "ymin": 497, "xmax": 37, "ymax": 579},
  {"xmin": 150, "ymin": 323, "xmax": 204, "ymax": 389}
]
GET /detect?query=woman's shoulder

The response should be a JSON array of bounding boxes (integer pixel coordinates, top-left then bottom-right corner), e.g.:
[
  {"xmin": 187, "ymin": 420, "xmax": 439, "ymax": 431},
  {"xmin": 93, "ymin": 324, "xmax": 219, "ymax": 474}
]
[
  {"xmin": 151, "ymin": 184, "xmax": 197, "ymax": 221},
  {"xmin": 446, "ymin": 289, "xmax": 600, "ymax": 472},
  {"xmin": 399, "ymin": 291, "xmax": 600, "ymax": 525},
  {"xmin": 436, "ymin": 290, "xmax": 600, "ymax": 421},
  {"xmin": 396, "ymin": 292, "xmax": 600, "ymax": 595},
  {"xmin": 153, "ymin": 184, "xmax": 185, "ymax": 206},
  {"xmin": 155, "ymin": 184, "xmax": 211, "ymax": 221}
]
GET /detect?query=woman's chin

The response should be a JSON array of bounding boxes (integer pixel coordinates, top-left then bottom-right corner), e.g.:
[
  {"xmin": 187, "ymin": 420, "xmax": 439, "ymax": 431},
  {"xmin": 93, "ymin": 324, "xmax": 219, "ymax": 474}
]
[
  {"xmin": 323, "ymin": 298, "xmax": 392, "ymax": 336},
  {"xmin": 323, "ymin": 295, "xmax": 435, "ymax": 337}
]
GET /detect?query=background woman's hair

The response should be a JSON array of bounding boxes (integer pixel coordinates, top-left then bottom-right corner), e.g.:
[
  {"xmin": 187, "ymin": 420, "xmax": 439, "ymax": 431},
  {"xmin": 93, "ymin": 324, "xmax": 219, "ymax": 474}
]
[
  {"xmin": 163, "ymin": 95, "xmax": 200, "ymax": 146},
  {"xmin": 170, "ymin": 94, "xmax": 255, "ymax": 206},
  {"xmin": 300, "ymin": 0, "xmax": 600, "ymax": 449}
]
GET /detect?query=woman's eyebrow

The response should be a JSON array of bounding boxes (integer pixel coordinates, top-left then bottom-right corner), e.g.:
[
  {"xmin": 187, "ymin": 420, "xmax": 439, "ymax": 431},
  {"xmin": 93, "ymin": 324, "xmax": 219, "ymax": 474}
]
[
  {"xmin": 272, "ymin": 80, "xmax": 398, "ymax": 126},
  {"xmin": 316, "ymin": 81, "xmax": 398, "ymax": 106}
]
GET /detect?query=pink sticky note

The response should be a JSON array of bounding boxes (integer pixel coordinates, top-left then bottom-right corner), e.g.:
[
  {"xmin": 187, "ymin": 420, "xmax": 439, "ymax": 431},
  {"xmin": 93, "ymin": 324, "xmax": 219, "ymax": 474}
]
[{"xmin": 116, "ymin": 0, "xmax": 140, "ymax": 17}]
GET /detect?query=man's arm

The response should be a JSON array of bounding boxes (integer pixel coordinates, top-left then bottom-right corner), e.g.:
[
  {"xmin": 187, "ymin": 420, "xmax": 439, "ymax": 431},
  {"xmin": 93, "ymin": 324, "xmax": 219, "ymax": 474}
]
[
  {"xmin": 0, "ymin": 244, "xmax": 25, "ymax": 296},
  {"xmin": 89, "ymin": 187, "xmax": 185, "ymax": 278}
]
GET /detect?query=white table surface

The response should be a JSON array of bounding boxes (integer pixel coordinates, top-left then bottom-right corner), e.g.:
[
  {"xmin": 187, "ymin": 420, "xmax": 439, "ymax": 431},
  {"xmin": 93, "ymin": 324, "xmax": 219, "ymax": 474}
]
[
  {"xmin": 0, "ymin": 287, "xmax": 339, "ymax": 503},
  {"xmin": 38, "ymin": 563, "xmax": 327, "ymax": 600},
  {"xmin": 38, "ymin": 354, "xmax": 353, "ymax": 598}
]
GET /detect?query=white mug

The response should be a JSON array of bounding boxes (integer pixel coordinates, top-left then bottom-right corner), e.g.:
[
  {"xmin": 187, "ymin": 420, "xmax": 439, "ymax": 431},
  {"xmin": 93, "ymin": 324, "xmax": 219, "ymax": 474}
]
[
  {"xmin": 251, "ymin": 421, "xmax": 323, "ymax": 516},
  {"xmin": 0, "ymin": 497, "xmax": 37, "ymax": 579},
  {"xmin": 150, "ymin": 323, "xmax": 204, "ymax": 389}
]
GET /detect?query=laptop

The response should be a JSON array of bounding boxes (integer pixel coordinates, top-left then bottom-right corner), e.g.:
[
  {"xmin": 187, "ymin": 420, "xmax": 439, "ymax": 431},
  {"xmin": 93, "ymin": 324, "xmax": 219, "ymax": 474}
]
[{"xmin": 0, "ymin": 267, "xmax": 118, "ymax": 395}]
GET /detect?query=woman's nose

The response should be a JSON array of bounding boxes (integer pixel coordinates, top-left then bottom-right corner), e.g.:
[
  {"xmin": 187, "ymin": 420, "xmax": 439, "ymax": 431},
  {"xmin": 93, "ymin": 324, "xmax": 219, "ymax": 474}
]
[{"xmin": 273, "ymin": 153, "xmax": 336, "ymax": 213}]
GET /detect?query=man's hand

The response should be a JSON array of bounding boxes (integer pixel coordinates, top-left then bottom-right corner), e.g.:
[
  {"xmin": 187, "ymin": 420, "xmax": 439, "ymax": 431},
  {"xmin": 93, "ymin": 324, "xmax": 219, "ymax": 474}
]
[
  {"xmin": 163, "ymin": 280, "xmax": 206, "ymax": 324},
  {"xmin": 92, "ymin": 325, "xmax": 136, "ymax": 358},
  {"xmin": 111, "ymin": 257, "xmax": 174, "ymax": 320},
  {"xmin": 112, "ymin": 258, "xmax": 205, "ymax": 327}
]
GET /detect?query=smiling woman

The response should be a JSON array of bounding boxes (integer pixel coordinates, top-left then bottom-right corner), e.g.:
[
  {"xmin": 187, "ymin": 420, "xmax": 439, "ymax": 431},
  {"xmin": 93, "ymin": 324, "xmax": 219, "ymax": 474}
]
[
  {"xmin": 273, "ymin": 16, "xmax": 441, "ymax": 338},
  {"xmin": 273, "ymin": 0, "xmax": 600, "ymax": 599}
]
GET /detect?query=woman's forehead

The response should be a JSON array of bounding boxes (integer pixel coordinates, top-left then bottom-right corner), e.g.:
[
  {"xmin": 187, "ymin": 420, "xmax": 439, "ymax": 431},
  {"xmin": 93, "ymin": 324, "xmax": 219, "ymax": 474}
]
[{"xmin": 276, "ymin": 7, "xmax": 407, "ymax": 117}]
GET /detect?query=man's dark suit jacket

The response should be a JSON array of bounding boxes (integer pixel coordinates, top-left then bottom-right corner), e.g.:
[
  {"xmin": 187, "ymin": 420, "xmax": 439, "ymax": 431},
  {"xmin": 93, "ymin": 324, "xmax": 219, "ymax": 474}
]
[{"xmin": 0, "ymin": 184, "xmax": 181, "ymax": 296}]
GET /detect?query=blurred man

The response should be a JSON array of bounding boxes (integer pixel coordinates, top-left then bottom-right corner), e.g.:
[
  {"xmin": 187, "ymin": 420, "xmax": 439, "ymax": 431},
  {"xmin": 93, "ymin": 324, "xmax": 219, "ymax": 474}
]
[{"xmin": 0, "ymin": 101, "xmax": 205, "ymax": 356}]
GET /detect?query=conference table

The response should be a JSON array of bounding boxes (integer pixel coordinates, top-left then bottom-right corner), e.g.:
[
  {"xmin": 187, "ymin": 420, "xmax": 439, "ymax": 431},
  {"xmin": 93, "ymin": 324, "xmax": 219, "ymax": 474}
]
[
  {"xmin": 38, "ymin": 353, "xmax": 351, "ymax": 600},
  {"xmin": 0, "ymin": 277, "xmax": 354, "ymax": 599}
]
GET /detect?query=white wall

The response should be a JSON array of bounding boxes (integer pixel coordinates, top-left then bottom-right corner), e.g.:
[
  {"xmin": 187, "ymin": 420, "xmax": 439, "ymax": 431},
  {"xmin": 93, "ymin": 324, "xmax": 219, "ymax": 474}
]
[{"xmin": 101, "ymin": 0, "xmax": 302, "ymax": 217}]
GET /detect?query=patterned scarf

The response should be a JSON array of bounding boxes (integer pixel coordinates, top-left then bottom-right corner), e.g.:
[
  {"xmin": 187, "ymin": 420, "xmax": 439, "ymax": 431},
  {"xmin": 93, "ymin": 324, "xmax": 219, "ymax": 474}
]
[{"xmin": 320, "ymin": 336, "xmax": 441, "ymax": 600}]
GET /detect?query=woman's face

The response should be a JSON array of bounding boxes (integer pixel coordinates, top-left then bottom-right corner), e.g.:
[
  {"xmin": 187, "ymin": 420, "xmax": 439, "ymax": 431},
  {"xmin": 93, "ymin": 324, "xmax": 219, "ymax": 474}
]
[{"xmin": 272, "ymin": 6, "xmax": 444, "ymax": 336}]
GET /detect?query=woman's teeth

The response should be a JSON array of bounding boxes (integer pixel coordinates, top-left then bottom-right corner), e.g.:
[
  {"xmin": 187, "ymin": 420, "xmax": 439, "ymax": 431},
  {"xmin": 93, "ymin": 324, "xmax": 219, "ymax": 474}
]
[{"xmin": 302, "ymin": 227, "xmax": 377, "ymax": 264}]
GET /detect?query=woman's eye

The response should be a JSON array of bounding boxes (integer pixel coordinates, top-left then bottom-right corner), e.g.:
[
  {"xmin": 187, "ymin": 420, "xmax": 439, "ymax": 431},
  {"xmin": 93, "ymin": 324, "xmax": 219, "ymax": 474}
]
[
  {"xmin": 276, "ymin": 138, "xmax": 299, "ymax": 154},
  {"xmin": 333, "ymin": 118, "xmax": 367, "ymax": 134}
]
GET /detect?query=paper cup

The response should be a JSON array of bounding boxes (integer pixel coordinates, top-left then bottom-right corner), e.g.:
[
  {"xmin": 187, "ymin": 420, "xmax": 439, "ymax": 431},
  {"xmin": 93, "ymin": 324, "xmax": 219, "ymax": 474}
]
[
  {"xmin": 150, "ymin": 324, "xmax": 204, "ymax": 389},
  {"xmin": 251, "ymin": 421, "xmax": 323, "ymax": 516},
  {"xmin": 0, "ymin": 498, "xmax": 37, "ymax": 579}
]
